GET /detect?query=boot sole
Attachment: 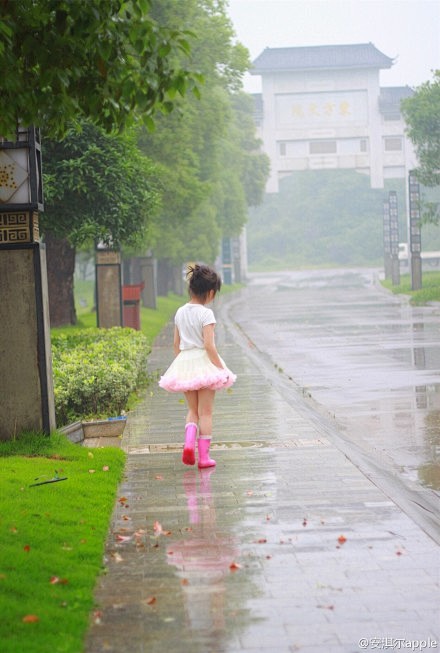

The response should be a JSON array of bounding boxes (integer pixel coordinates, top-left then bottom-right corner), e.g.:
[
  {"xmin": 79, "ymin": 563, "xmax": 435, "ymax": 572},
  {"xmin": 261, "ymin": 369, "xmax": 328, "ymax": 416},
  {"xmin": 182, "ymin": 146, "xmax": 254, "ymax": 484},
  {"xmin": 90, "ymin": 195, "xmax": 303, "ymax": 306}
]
[
  {"xmin": 198, "ymin": 461, "xmax": 216, "ymax": 469},
  {"xmin": 182, "ymin": 448, "xmax": 196, "ymax": 465}
]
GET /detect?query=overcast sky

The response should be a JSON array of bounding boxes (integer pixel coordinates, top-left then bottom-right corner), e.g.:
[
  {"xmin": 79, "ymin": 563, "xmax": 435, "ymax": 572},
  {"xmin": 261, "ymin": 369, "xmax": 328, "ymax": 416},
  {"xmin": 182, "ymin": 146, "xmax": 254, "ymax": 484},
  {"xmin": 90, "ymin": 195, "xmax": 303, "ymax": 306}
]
[{"xmin": 227, "ymin": 0, "xmax": 440, "ymax": 92}]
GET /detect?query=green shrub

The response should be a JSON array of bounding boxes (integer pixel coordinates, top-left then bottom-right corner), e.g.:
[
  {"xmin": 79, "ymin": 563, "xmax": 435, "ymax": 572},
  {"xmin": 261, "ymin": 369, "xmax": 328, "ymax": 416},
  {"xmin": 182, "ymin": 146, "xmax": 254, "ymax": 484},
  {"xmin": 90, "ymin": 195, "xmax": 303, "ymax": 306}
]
[{"xmin": 51, "ymin": 328, "xmax": 150, "ymax": 425}]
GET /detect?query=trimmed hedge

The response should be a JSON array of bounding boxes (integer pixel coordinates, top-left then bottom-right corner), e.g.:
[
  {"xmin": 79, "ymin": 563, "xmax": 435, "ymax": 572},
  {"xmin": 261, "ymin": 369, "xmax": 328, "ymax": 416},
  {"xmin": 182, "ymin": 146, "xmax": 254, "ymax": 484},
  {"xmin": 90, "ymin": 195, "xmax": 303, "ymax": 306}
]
[{"xmin": 51, "ymin": 328, "xmax": 150, "ymax": 426}]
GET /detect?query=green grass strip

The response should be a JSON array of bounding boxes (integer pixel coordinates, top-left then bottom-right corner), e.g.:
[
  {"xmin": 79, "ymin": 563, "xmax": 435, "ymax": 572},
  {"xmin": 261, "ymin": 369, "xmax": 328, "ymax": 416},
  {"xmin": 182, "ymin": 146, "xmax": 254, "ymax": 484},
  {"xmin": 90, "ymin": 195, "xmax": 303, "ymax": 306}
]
[
  {"xmin": 381, "ymin": 271, "xmax": 440, "ymax": 305},
  {"xmin": 0, "ymin": 432, "xmax": 125, "ymax": 653}
]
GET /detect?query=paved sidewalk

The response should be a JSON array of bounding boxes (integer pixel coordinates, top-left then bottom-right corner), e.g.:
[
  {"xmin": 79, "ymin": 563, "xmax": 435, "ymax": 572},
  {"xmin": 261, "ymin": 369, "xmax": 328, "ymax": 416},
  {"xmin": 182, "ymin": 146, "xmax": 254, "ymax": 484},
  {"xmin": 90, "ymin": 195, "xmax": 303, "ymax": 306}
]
[{"xmin": 85, "ymin": 294, "xmax": 439, "ymax": 653}]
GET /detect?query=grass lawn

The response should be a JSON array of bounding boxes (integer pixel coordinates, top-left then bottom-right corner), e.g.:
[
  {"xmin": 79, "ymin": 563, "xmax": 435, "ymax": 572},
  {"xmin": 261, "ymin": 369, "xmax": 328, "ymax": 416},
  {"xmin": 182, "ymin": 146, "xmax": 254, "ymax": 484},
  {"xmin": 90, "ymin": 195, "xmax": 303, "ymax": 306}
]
[
  {"xmin": 0, "ymin": 433, "xmax": 125, "ymax": 653},
  {"xmin": 381, "ymin": 270, "xmax": 440, "ymax": 305}
]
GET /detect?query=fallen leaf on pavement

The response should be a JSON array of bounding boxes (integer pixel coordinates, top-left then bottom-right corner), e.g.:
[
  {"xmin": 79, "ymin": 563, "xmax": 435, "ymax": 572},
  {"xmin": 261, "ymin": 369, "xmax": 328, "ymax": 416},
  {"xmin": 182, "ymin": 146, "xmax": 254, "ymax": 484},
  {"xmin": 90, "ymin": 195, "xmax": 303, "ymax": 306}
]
[
  {"xmin": 229, "ymin": 562, "xmax": 242, "ymax": 571},
  {"xmin": 116, "ymin": 534, "xmax": 132, "ymax": 542},
  {"xmin": 145, "ymin": 596, "xmax": 156, "ymax": 605}
]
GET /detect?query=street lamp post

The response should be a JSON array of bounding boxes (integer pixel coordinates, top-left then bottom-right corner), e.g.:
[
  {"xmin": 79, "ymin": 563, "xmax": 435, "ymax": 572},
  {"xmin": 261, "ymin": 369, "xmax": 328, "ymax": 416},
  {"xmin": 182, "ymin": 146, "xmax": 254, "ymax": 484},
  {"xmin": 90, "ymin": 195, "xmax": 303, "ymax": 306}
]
[{"xmin": 0, "ymin": 126, "xmax": 55, "ymax": 439}]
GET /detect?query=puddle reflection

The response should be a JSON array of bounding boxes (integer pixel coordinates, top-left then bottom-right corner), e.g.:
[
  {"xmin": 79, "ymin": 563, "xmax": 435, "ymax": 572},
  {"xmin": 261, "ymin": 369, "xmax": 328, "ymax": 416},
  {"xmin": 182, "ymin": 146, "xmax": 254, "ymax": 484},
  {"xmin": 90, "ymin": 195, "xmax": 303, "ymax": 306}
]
[{"xmin": 166, "ymin": 469, "xmax": 238, "ymax": 639}]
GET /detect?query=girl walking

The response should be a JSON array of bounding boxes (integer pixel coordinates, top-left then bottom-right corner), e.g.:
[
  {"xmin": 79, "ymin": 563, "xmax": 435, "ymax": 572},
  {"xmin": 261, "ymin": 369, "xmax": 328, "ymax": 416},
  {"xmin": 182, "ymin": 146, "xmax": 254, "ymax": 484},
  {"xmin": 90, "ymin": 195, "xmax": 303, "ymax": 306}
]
[{"xmin": 159, "ymin": 264, "xmax": 236, "ymax": 468}]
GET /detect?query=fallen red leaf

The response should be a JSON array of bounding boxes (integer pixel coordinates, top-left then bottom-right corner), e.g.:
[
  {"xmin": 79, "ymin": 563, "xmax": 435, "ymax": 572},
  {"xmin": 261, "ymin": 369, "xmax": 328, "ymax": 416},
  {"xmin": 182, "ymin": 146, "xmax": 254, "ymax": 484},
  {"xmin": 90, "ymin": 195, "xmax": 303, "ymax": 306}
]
[
  {"xmin": 118, "ymin": 497, "xmax": 128, "ymax": 504},
  {"xmin": 145, "ymin": 596, "xmax": 156, "ymax": 605},
  {"xmin": 50, "ymin": 576, "xmax": 60, "ymax": 584},
  {"xmin": 256, "ymin": 538, "xmax": 267, "ymax": 544},
  {"xmin": 337, "ymin": 535, "xmax": 347, "ymax": 545},
  {"xmin": 229, "ymin": 562, "xmax": 242, "ymax": 571},
  {"xmin": 22, "ymin": 614, "xmax": 39, "ymax": 623},
  {"xmin": 116, "ymin": 534, "xmax": 132, "ymax": 542},
  {"xmin": 181, "ymin": 578, "xmax": 189, "ymax": 586},
  {"xmin": 23, "ymin": 545, "xmax": 31, "ymax": 552}
]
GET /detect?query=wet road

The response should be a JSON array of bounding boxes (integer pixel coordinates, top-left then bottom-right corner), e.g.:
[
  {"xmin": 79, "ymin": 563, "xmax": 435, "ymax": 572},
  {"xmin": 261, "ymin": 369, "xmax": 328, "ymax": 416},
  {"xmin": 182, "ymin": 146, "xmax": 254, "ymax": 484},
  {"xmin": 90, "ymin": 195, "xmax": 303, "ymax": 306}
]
[{"xmin": 229, "ymin": 268, "xmax": 440, "ymax": 494}]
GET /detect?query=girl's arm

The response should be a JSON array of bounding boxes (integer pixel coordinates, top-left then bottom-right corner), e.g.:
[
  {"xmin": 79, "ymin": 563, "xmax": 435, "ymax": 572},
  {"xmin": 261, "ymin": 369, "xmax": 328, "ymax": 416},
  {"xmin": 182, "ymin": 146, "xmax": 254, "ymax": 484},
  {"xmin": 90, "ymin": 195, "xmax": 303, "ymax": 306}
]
[
  {"xmin": 203, "ymin": 324, "xmax": 224, "ymax": 369},
  {"xmin": 173, "ymin": 326, "xmax": 181, "ymax": 357}
]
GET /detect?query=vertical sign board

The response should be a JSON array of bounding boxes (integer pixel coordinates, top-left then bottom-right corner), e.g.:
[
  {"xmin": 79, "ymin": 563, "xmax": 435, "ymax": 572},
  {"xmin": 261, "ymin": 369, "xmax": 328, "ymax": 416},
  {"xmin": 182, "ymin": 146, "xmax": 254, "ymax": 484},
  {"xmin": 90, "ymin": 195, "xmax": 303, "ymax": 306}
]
[
  {"xmin": 388, "ymin": 191, "xmax": 400, "ymax": 286},
  {"xmin": 95, "ymin": 249, "xmax": 123, "ymax": 328},
  {"xmin": 0, "ymin": 127, "xmax": 55, "ymax": 439},
  {"xmin": 383, "ymin": 200, "xmax": 392, "ymax": 280},
  {"xmin": 408, "ymin": 171, "xmax": 422, "ymax": 291}
]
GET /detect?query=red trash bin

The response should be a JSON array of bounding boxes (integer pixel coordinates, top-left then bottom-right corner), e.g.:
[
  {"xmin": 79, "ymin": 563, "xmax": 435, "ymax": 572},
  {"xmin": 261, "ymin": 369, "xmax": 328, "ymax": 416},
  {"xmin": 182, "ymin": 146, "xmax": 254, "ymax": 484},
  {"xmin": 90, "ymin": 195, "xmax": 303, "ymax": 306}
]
[{"xmin": 122, "ymin": 283, "xmax": 144, "ymax": 330}]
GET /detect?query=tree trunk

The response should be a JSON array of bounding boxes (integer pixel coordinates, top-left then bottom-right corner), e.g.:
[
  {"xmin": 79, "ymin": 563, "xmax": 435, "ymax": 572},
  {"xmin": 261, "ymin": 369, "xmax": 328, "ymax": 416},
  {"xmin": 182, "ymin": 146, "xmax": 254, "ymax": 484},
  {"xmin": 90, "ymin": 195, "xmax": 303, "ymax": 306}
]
[{"xmin": 45, "ymin": 231, "xmax": 77, "ymax": 327}]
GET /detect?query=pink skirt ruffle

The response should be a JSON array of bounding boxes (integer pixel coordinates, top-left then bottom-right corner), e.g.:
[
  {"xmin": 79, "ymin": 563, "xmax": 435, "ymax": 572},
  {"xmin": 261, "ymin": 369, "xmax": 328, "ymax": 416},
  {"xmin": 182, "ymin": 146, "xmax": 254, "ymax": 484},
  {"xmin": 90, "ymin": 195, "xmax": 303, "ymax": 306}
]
[{"xmin": 159, "ymin": 348, "xmax": 236, "ymax": 393}]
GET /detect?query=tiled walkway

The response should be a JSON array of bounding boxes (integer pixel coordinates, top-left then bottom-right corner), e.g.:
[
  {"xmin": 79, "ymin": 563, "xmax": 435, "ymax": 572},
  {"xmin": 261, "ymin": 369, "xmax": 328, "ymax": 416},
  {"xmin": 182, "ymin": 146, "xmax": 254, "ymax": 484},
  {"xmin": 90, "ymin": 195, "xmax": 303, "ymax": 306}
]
[{"xmin": 85, "ymin": 295, "xmax": 439, "ymax": 653}]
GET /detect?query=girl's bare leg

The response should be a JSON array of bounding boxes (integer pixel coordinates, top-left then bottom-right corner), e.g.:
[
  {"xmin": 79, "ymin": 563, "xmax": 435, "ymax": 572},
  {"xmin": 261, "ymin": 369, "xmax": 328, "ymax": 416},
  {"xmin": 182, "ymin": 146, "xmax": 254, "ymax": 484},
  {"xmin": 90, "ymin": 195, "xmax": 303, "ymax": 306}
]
[
  {"xmin": 198, "ymin": 388, "xmax": 215, "ymax": 436},
  {"xmin": 184, "ymin": 391, "xmax": 199, "ymax": 425}
]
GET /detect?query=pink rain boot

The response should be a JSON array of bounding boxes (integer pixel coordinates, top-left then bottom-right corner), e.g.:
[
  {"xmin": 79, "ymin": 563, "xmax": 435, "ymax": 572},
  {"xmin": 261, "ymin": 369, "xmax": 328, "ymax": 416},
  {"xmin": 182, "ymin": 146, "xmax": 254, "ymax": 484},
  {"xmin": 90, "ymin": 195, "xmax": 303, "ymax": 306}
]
[
  {"xmin": 197, "ymin": 436, "xmax": 216, "ymax": 469},
  {"xmin": 182, "ymin": 422, "xmax": 197, "ymax": 466}
]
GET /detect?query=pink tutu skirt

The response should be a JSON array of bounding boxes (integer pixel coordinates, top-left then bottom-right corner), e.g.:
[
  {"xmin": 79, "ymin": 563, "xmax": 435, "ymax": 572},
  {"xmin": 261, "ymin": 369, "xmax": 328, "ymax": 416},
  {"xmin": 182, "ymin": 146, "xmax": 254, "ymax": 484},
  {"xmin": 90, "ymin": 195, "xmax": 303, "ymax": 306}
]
[{"xmin": 159, "ymin": 348, "xmax": 237, "ymax": 393}]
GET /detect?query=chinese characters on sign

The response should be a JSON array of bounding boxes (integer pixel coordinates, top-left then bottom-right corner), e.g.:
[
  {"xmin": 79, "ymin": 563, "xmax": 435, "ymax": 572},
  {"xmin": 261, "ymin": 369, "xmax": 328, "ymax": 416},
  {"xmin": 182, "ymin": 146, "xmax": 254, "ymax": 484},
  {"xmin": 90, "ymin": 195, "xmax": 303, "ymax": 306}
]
[
  {"xmin": 291, "ymin": 100, "xmax": 351, "ymax": 119},
  {"xmin": 276, "ymin": 91, "xmax": 367, "ymax": 126}
]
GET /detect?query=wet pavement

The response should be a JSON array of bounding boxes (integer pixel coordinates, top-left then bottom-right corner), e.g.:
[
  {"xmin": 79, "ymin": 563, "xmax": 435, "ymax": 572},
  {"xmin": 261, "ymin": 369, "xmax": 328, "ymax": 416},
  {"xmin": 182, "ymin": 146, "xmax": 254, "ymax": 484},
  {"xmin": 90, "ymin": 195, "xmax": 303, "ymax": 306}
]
[
  {"xmin": 229, "ymin": 269, "xmax": 440, "ymax": 496},
  {"xmin": 85, "ymin": 279, "xmax": 440, "ymax": 653}
]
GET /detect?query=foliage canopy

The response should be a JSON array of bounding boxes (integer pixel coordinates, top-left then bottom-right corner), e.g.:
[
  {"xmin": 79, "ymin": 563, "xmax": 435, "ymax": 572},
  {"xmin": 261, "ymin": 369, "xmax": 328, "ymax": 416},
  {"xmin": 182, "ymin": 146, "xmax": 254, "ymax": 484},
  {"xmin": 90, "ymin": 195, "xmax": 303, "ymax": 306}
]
[
  {"xmin": 42, "ymin": 121, "xmax": 161, "ymax": 248},
  {"xmin": 0, "ymin": 0, "xmax": 201, "ymax": 137},
  {"xmin": 402, "ymin": 71, "xmax": 440, "ymax": 188}
]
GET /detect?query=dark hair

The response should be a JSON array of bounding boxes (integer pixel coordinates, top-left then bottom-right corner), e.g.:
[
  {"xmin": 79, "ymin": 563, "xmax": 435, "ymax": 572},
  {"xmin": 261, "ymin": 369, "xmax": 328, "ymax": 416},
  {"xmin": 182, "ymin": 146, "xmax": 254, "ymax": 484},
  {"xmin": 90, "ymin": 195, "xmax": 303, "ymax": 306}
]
[{"xmin": 187, "ymin": 264, "xmax": 221, "ymax": 302}]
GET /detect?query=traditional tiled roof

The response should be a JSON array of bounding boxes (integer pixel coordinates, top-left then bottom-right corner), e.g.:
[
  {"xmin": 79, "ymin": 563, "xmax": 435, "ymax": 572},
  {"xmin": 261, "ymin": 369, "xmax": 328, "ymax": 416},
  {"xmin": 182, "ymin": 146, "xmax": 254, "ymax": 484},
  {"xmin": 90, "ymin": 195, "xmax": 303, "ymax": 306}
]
[
  {"xmin": 252, "ymin": 43, "xmax": 394, "ymax": 74},
  {"xmin": 379, "ymin": 86, "xmax": 414, "ymax": 113}
]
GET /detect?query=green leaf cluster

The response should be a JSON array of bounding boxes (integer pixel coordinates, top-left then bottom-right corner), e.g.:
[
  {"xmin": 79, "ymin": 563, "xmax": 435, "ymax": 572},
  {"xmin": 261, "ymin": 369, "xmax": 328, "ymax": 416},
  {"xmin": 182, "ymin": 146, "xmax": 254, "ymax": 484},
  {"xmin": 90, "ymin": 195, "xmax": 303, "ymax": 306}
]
[
  {"xmin": 51, "ymin": 328, "xmax": 150, "ymax": 425},
  {"xmin": 0, "ymin": 0, "xmax": 200, "ymax": 137},
  {"xmin": 42, "ymin": 121, "xmax": 162, "ymax": 248},
  {"xmin": 402, "ymin": 71, "xmax": 440, "ymax": 188}
]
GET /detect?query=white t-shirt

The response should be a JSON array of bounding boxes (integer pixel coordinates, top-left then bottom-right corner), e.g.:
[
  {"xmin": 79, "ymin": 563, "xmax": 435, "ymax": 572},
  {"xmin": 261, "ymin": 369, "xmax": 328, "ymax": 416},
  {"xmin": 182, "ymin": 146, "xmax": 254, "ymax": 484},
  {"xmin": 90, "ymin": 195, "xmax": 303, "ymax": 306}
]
[{"xmin": 175, "ymin": 303, "xmax": 216, "ymax": 350}]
